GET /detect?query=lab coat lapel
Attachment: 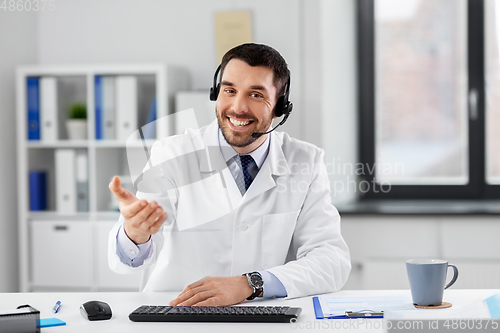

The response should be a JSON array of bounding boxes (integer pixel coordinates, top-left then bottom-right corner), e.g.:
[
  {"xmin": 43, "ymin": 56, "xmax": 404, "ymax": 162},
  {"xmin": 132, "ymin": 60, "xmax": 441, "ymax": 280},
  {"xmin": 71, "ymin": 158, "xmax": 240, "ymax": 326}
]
[{"xmin": 242, "ymin": 132, "xmax": 291, "ymax": 203}]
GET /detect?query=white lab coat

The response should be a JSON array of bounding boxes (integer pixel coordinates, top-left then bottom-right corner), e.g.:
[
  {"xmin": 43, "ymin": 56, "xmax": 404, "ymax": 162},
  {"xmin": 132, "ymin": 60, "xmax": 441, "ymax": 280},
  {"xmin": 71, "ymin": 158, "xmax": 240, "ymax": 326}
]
[{"xmin": 108, "ymin": 120, "xmax": 351, "ymax": 298}]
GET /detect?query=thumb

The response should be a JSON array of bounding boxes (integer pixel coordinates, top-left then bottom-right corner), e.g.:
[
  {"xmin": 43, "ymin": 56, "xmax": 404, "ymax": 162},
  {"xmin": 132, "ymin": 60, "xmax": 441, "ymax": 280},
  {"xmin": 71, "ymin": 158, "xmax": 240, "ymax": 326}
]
[
  {"xmin": 108, "ymin": 176, "xmax": 122, "ymax": 193},
  {"xmin": 109, "ymin": 176, "xmax": 137, "ymax": 204}
]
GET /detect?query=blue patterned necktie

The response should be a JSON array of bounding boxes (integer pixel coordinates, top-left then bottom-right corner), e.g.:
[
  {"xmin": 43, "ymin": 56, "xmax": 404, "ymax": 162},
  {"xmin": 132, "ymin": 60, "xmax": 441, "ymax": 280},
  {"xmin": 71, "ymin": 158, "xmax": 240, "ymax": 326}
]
[{"xmin": 240, "ymin": 155, "xmax": 255, "ymax": 191}]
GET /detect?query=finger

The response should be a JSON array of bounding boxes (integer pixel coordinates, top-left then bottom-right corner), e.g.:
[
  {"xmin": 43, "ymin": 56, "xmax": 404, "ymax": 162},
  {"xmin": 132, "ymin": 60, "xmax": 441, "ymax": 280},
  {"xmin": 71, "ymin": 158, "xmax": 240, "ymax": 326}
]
[
  {"xmin": 133, "ymin": 202, "xmax": 162, "ymax": 228},
  {"xmin": 109, "ymin": 176, "xmax": 137, "ymax": 204},
  {"xmin": 190, "ymin": 297, "xmax": 218, "ymax": 307},
  {"xmin": 121, "ymin": 200, "xmax": 148, "ymax": 219},
  {"xmin": 139, "ymin": 205, "xmax": 165, "ymax": 229},
  {"xmin": 182, "ymin": 278, "xmax": 206, "ymax": 293},
  {"xmin": 170, "ymin": 286, "xmax": 208, "ymax": 306},
  {"xmin": 147, "ymin": 213, "xmax": 168, "ymax": 234},
  {"xmin": 175, "ymin": 284, "xmax": 204, "ymax": 302},
  {"xmin": 177, "ymin": 291, "xmax": 214, "ymax": 307},
  {"xmin": 169, "ymin": 282, "xmax": 207, "ymax": 306}
]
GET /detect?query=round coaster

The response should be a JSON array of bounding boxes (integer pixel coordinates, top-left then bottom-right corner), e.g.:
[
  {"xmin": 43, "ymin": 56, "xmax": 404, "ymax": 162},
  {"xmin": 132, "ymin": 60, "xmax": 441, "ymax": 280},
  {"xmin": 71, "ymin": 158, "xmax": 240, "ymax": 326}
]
[{"xmin": 414, "ymin": 302, "xmax": 452, "ymax": 309}]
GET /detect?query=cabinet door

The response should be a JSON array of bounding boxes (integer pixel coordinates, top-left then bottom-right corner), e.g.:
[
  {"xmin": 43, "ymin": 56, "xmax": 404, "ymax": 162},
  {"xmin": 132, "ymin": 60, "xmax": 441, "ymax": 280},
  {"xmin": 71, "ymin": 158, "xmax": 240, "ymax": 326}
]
[
  {"xmin": 31, "ymin": 221, "xmax": 92, "ymax": 288},
  {"xmin": 95, "ymin": 221, "xmax": 141, "ymax": 290}
]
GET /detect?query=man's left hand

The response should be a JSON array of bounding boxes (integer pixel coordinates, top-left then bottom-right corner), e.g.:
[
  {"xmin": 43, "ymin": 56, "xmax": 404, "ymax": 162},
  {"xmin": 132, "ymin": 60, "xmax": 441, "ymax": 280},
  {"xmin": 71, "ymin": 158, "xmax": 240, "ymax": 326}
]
[{"xmin": 168, "ymin": 276, "xmax": 253, "ymax": 306}]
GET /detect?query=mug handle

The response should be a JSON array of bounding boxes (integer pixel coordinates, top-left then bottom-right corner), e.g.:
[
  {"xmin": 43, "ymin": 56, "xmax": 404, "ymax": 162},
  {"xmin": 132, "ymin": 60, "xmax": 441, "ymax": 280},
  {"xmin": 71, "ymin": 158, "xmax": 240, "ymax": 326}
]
[{"xmin": 444, "ymin": 264, "xmax": 459, "ymax": 289}]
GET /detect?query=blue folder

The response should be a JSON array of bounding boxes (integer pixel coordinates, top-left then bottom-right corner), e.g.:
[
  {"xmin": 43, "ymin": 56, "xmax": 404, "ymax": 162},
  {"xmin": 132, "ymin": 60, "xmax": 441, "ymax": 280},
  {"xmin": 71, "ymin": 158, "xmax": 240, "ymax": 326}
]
[
  {"xmin": 29, "ymin": 171, "xmax": 47, "ymax": 211},
  {"xmin": 312, "ymin": 297, "xmax": 383, "ymax": 319},
  {"xmin": 27, "ymin": 77, "xmax": 40, "ymax": 140},
  {"xmin": 94, "ymin": 75, "xmax": 103, "ymax": 140}
]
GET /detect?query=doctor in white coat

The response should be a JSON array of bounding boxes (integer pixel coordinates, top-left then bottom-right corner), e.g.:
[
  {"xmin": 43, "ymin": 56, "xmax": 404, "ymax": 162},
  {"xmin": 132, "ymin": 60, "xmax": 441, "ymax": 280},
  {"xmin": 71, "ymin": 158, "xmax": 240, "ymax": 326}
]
[{"xmin": 108, "ymin": 43, "xmax": 351, "ymax": 306}]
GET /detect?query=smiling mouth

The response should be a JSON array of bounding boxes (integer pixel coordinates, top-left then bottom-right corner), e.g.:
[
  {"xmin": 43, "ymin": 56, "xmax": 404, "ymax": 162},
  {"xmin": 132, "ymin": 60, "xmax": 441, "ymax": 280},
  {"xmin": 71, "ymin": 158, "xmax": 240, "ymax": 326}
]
[{"xmin": 228, "ymin": 117, "xmax": 254, "ymax": 128}]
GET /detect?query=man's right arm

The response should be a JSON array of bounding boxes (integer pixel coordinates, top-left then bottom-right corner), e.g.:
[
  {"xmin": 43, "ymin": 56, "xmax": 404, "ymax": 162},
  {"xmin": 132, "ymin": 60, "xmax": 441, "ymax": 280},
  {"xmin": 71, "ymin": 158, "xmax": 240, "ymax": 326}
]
[
  {"xmin": 108, "ymin": 176, "xmax": 172, "ymax": 273},
  {"xmin": 115, "ymin": 224, "xmax": 152, "ymax": 267}
]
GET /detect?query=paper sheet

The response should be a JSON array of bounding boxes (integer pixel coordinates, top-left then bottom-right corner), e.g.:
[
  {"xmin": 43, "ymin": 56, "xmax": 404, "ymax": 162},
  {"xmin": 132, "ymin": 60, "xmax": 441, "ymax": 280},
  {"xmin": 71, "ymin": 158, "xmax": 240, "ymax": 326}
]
[
  {"xmin": 318, "ymin": 295, "xmax": 415, "ymax": 317},
  {"xmin": 214, "ymin": 11, "xmax": 253, "ymax": 64}
]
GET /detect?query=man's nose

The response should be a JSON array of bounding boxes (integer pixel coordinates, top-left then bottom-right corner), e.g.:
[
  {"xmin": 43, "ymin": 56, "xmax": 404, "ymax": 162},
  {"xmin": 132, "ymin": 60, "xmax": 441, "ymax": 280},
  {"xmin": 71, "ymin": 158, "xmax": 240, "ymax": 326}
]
[{"xmin": 231, "ymin": 94, "xmax": 249, "ymax": 114}]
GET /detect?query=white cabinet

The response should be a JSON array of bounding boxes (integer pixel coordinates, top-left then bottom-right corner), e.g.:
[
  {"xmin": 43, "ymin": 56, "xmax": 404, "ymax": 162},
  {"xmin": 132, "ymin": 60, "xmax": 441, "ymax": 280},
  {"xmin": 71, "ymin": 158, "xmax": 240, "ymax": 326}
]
[
  {"xmin": 95, "ymin": 221, "xmax": 141, "ymax": 290},
  {"xmin": 31, "ymin": 221, "xmax": 92, "ymax": 288},
  {"xmin": 17, "ymin": 64, "xmax": 189, "ymax": 292}
]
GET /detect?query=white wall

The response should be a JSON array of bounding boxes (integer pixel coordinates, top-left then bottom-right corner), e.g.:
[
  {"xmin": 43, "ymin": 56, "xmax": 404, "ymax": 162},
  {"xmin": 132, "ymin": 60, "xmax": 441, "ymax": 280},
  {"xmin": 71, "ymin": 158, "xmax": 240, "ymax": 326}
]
[
  {"xmin": 0, "ymin": 10, "xmax": 38, "ymax": 292},
  {"xmin": 36, "ymin": 0, "xmax": 305, "ymax": 140}
]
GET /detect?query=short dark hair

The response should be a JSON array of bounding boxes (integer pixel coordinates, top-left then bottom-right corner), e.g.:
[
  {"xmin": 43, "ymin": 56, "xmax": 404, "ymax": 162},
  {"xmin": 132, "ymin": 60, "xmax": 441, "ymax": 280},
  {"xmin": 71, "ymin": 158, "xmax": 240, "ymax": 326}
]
[{"xmin": 220, "ymin": 43, "xmax": 290, "ymax": 99}]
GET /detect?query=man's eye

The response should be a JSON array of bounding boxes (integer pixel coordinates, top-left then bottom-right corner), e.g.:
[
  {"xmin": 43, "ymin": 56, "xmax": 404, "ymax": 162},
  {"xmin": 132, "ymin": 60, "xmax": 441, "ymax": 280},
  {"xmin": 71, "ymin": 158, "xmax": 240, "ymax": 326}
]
[
  {"xmin": 251, "ymin": 93, "xmax": 263, "ymax": 98},
  {"xmin": 224, "ymin": 89, "xmax": 235, "ymax": 94}
]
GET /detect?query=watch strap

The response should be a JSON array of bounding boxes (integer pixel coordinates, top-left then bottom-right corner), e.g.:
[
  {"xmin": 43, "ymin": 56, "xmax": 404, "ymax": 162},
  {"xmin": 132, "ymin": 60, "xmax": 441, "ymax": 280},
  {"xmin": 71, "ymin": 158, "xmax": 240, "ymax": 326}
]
[{"xmin": 247, "ymin": 288, "xmax": 262, "ymax": 300}]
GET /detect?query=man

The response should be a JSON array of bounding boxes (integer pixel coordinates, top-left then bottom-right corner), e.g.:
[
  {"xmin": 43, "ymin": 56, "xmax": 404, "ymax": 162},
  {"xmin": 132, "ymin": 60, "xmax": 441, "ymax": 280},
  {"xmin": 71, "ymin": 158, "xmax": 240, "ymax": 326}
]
[{"xmin": 108, "ymin": 43, "xmax": 350, "ymax": 306}]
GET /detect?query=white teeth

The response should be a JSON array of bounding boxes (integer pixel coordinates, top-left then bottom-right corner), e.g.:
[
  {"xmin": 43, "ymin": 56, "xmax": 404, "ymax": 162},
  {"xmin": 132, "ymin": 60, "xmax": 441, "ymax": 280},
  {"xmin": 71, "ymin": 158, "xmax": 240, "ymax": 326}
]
[{"xmin": 229, "ymin": 118, "xmax": 250, "ymax": 127}]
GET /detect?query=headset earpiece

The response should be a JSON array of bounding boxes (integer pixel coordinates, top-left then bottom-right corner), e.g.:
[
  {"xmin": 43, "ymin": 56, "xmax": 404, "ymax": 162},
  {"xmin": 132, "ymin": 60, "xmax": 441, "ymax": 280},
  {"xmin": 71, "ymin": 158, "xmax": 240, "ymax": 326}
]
[
  {"xmin": 275, "ymin": 77, "xmax": 292, "ymax": 118},
  {"xmin": 209, "ymin": 83, "xmax": 220, "ymax": 101},
  {"xmin": 275, "ymin": 96, "xmax": 285, "ymax": 117},
  {"xmin": 209, "ymin": 65, "xmax": 222, "ymax": 101}
]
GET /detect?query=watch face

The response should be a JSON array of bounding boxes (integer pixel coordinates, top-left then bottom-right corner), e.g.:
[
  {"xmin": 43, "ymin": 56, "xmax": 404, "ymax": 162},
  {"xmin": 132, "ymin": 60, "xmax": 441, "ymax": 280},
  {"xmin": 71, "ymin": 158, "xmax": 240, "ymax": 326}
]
[{"xmin": 250, "ymin": 273, "xmax": 264, "ymax": 289}]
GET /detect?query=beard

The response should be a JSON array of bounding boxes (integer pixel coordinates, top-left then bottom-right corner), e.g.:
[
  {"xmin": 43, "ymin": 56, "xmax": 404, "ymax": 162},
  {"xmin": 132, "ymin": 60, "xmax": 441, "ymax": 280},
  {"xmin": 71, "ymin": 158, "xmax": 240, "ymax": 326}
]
[{"xmin": 216, "ymin": 108, "xmax": 273, "ymax": 148}]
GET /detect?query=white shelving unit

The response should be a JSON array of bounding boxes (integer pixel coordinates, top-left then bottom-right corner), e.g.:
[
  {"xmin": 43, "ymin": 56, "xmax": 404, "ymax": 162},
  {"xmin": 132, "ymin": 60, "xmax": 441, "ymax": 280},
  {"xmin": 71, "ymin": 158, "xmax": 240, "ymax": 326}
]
[{"xmin": 16, "ymin": 64, "xmax": 190, "ymax": 292}]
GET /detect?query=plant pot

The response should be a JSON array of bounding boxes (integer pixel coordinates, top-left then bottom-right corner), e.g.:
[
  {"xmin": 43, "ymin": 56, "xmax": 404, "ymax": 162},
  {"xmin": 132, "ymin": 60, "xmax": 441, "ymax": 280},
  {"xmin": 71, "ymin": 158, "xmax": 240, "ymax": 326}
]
[{"xmin": 66, "ymin": 119, "xmax": 88, "ymax": 140}]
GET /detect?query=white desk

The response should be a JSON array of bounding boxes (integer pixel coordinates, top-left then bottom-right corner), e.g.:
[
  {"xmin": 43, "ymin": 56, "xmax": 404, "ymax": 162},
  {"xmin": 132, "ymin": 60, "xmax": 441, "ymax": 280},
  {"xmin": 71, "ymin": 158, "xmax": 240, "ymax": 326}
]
[{"xmin": 1, "ymin": 289, "xmax": 498, "ymax": 333}]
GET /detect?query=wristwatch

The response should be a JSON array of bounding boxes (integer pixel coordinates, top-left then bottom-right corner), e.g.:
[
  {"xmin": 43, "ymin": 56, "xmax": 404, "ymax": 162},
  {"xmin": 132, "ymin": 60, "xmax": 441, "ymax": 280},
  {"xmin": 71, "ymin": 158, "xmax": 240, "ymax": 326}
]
[{"xmin": 243, "ymin": 271, "xmax": 264, "ymax": 300}]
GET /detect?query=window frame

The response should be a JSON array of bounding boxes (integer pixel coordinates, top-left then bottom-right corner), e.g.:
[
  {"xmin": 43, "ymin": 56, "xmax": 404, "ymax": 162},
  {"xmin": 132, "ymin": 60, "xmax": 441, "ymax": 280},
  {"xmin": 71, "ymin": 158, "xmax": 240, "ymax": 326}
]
[{"xmin": 357, "ymin": 0, "xmax": 500, "ymax": 200}]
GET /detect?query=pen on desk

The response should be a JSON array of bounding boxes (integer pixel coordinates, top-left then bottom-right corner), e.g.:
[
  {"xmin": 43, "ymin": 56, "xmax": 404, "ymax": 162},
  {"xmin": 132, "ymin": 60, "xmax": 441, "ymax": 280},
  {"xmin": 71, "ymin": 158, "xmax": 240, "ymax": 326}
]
[{"xmin": 52, "ymin": 301, "xmax": 61, "ymax": 314}]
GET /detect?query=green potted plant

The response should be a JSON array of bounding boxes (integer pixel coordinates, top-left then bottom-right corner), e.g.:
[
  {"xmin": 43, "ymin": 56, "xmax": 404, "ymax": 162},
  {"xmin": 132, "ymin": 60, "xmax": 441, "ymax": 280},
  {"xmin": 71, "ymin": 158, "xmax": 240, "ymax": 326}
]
[{"xmin": 66, "ymin": 102, "xmax": 87, "ymax": 140}]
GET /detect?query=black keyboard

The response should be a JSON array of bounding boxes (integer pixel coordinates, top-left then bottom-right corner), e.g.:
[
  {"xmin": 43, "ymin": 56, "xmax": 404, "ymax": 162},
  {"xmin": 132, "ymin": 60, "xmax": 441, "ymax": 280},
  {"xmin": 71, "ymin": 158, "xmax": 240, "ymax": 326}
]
[{"xmin": 129, "ymin": 305, "xmax": 302, "ymax": 323}]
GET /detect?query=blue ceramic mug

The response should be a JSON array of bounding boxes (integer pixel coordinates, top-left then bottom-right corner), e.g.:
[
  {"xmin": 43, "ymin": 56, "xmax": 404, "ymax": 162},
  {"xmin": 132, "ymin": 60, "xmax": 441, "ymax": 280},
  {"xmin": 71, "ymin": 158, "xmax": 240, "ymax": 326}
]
[{"xmin": 406, "ymin": 259, "xmax": 459, "ymax": 306}]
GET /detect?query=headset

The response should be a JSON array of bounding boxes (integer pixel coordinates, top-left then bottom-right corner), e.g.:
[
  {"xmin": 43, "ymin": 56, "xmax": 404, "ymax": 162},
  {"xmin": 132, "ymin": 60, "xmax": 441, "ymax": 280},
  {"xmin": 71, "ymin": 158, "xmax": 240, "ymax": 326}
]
[{"xmin": 209, "ymin": 64, "xmax": 293, "ymax": 137}]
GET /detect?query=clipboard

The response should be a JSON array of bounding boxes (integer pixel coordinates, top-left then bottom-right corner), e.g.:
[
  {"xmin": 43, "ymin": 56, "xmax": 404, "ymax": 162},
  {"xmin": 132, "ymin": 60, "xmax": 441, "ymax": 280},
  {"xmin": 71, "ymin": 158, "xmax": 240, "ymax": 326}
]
[{"xmin": 312, "ymin": 297, "xmax": 384, "ymax": 319}]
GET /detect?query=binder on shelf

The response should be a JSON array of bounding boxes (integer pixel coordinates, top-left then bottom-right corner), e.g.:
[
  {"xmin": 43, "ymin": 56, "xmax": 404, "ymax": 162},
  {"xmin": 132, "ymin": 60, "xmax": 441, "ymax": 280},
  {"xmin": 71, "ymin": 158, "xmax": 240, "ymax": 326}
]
[
  {"xmin": 102, "ymin": 76, "xmax": 116, "ymax": 140},
  {"xmin": 76, "ymin": 150, "xmax": 89, "ymax": 212},
  {"xmin": 40, "ymin": 77, "xmax": 58, "ymax": 141},
  {"xmin": 94, "ymin": 76, "xmax": 103, "ymax": 140},
  {"xmin": 0, "ymin": 305, "xmax": 40, "ymax": 333},
  {"xmin": 55, "ymin": 149, "xmax": 76, "ymax": 214},
  {"xmin": 116, "ymin": 76, "xmax": 138, "ymax": 141},
  {"xmin": 143, "ymin": 98, "xmax": 156, "ymax": 139},
  {"xmin": 29, "ymin": 171, "xmax": 47, "ymax": 211},
  {"xmin": 27, "ymin": 77, "xmax": 40, "ymax": 140}
]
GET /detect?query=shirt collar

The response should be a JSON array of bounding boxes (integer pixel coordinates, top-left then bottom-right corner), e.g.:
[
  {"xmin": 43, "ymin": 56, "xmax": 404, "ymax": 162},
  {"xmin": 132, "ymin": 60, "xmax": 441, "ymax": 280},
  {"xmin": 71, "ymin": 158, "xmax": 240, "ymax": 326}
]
[{"xmin": 218, "ymin": 128, "xmax": 270, "ymax": 169}]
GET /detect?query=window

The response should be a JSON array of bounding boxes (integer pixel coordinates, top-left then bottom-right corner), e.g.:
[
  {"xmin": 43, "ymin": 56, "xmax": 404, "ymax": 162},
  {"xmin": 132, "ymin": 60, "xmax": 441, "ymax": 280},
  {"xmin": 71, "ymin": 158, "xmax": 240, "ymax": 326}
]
[
  {"xmin": 485, "ymin": 0, "xmax": 500, "ymax": 185},
  {"xmin": 358, "ymin": 0, "xmax": 500, "ymax": 199}
]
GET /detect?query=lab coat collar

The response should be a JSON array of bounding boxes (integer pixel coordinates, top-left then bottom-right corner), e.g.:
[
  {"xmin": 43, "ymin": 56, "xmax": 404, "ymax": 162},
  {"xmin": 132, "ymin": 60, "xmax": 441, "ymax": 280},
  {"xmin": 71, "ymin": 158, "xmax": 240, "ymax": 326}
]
[
  {"xmin": 198, "ymin": 120, "xmax": 225, "ymax": 173},
  {"xmin": 218, "ymin": 128, "xmax": 270, "ymax": 170}
]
